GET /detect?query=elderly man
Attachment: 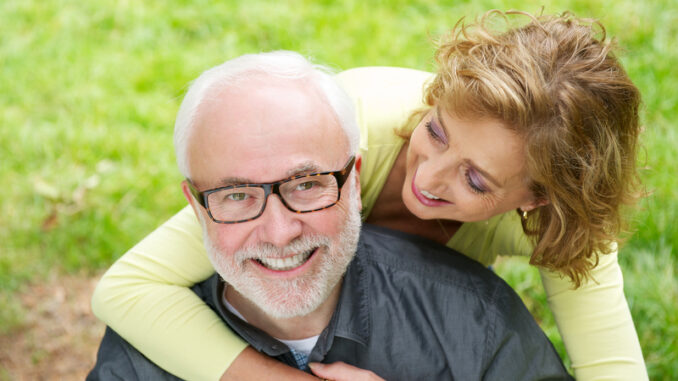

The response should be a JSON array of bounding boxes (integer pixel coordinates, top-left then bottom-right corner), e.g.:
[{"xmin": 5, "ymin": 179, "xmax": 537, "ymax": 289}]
[{"xmin": 88, "ymin": 51, "xmax": 571, "ymax": 380}]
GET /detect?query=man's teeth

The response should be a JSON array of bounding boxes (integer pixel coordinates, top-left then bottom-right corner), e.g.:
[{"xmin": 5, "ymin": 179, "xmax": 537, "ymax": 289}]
[
  {"xmin": 421, "ymin": 190, "xmax": 440, "ymax": 200},
  {"xmin": 258, "ymin": 249, "xmax": 315, "ymax": 271}
]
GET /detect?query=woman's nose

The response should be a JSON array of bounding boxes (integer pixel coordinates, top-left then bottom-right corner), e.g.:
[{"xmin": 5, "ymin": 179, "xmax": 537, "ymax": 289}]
[{"xmin": 417, "ymin": 159, "xmax": 452, "ymax": 193}]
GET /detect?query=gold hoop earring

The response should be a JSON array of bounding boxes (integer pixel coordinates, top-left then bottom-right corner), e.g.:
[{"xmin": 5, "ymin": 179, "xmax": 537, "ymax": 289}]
[{"xmin": 518, "ymin": 209, "xmax": 528, "ymax": 220}]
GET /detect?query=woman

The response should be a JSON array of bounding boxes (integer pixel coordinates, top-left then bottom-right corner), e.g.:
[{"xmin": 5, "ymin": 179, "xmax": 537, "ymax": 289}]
[{"xmin": 92, "ymin": 10, "xmax": 647, "ymax": 380}]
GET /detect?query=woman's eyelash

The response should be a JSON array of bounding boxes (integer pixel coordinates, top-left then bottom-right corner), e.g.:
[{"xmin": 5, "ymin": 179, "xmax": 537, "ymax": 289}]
[
  {"xmin": 465, "ymin": 169, "xmax": 487, "ymax": 194},
  {"xmin": 425, "ymin": 121, "xmax": 445, "ymax": 144},
  {"xmin": 425, "ymin": 118, "xmax": 486, "ymax": 195}
]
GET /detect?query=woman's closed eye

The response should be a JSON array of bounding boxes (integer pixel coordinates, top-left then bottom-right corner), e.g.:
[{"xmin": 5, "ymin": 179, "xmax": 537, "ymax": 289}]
[
  {"xmin": 425, "ymin": 117, "xmax": 488, "ymax": 194},
  {"xmin": 425, "ymin": 120, "xmax": 447, "ymax": 145},
  {"xmin": 465, "ymin": 168, "xmax": 488, "ymax": 194}
]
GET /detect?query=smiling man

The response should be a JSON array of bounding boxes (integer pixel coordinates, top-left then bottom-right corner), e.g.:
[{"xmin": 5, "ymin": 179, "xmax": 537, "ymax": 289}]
[
  {"xmin": 180, "ymin": 56, "xmax": 363, "ymax": 334},
  {"xmin": 88, "ymin": 51, "xmax": 572, "ymax": 380}
]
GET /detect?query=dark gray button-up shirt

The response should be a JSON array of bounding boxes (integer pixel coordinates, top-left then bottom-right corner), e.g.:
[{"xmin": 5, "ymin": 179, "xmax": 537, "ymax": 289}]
[{"xmin": 89, "ymin": 224, "xmax": 573, "ymax": 380}]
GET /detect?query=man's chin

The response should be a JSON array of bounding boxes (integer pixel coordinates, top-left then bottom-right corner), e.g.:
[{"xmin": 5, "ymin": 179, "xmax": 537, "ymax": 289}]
[
  {"xmin": 256, "ymin": 288, "xmax": 331, "ymax": 319},
  {"xmin": 231, "ymin": 274, "xmax": 338, "ymax": 319}
]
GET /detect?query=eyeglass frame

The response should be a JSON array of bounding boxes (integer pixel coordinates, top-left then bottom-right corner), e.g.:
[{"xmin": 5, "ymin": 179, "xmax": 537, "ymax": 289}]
[{"xmin": 186, "ymin": 156, "xmax": 356, "ymax": 224}]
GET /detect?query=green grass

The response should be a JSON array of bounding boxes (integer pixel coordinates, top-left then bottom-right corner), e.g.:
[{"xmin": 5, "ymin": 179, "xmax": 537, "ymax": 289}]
[{"xmin": 1, "ymin": 0, "xmax": 676, "ymax": 379}]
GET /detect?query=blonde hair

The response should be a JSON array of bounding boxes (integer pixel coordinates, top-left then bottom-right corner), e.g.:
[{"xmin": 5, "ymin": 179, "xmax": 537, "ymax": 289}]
[{"xmin": 425, "ymin": 10, "xmax": 642, "ymax": 286}]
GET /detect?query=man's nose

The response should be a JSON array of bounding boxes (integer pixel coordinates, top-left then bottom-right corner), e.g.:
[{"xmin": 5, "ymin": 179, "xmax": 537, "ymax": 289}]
[{"xmin": 256, "ymin": 194, "xmax": 303, "ymax": 247}]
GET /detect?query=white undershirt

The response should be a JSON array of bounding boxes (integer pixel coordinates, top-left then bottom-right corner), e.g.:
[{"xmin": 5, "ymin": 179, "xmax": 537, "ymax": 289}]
[{"xmin": 222, "ymin": 289, "xmax": 319, "ymax": 357}]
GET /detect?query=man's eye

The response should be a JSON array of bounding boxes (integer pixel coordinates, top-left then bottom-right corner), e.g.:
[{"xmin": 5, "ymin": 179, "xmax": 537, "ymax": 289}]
[
  {"xmin": 295, "ymin": 181, "xmax": 317, "ymax": 191},
  {"xmin": 226, "ymin": 193, "xmax": 249, "ymax": 201}
]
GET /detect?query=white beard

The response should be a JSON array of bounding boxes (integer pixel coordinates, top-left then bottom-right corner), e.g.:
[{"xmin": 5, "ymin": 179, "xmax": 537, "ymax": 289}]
[{"xmin": 203, "ymin": 186, "xmax": 362, "ymax": 319}]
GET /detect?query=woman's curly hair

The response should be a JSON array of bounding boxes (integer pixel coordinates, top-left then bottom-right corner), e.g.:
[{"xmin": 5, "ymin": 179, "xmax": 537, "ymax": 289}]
[{"xmin": 425, "ymin": 10, "xmax": 642, "ymax": 286}]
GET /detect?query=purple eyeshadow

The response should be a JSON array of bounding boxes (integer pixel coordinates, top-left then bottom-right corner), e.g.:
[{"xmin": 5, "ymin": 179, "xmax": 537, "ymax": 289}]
[
  {"xmin": 467, "ymin": 169, "xmax": 487, "ymax": 193},
  {"xmin": 430, "ymin": 119, "xmax": 447, "ymax": 144}
]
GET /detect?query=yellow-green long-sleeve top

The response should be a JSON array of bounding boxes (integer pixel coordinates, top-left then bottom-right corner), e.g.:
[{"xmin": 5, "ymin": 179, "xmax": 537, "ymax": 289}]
[{"xmin": 91, "ymin": 67, "xmax": 647, "ymax": 381}]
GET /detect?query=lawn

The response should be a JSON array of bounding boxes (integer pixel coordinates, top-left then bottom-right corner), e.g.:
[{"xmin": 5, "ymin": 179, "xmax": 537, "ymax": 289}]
[{"xmin": 1, "ymin": 0, "xmax": 676, "ymax": 379}]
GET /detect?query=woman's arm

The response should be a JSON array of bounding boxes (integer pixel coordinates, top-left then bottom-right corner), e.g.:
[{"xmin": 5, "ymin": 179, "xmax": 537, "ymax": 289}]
[
  {"xmin": 222, "ymin": 347, "xmax": 318, "ymax": 381},
  {"xmin": 91, "ymin": 206, "xmax": 315, "ymax": 380},
  {"xmin": 540, "ymin": 249, "xmax": 648, "ymax": 381},
  {"xmin": 459, "ymin": 214, "xmax": 647, "ymax": 380}
]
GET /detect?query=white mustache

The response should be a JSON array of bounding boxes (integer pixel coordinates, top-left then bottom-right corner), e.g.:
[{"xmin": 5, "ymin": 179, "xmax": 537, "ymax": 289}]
[{"xmin": 234, "ymin": 235, "xmax": 331, "ymax": 263}]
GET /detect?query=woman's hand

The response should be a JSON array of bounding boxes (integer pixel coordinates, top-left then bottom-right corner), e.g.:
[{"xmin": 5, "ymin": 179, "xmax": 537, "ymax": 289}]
[
  {"xmin": 220, "ymin": 347, "xmax": 317, "ymax": 380},
  {"xmin": 309, "ymin": 361, "xmax": 385, "ymax": 381}
]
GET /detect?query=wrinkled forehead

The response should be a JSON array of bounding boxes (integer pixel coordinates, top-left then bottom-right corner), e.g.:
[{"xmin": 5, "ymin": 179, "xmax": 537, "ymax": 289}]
[{"xmin": 187, "ymin": 78, "xmax": 350, "ymax": 187}]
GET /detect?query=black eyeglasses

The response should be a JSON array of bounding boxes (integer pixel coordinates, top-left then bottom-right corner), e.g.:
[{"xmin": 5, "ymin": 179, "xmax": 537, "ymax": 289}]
[{"xmin": 187, "ymin": 156, "xmax": 356, "ymax": 224}]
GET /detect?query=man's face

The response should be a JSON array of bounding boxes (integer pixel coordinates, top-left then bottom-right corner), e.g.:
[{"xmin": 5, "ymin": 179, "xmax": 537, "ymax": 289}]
[{"xmin": 183, "ymin": 77, "xmax": 362, "ymax": 319}]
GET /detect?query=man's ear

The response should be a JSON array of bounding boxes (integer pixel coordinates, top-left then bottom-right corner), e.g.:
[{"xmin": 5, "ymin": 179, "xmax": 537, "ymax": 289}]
[
  {"xmin": 181, "ymin": 180, "xmax": 201, "ymax": 218},
  {"xmin": 518, "ymin": 197, "xmax": 549, "ymax": 213},
  {"xmin": 353, "ymin": 155, "xmax": 362, "ymax": 211},
  {"xmin": 354, "ymin": 154, "xmax": 362, "ymax": 175}
]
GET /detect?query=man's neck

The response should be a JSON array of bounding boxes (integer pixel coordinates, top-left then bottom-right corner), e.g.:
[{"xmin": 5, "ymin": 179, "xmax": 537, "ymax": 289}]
[{"xmin": 224, "ymin": 282, "xmax": 342, "ymax": 340}]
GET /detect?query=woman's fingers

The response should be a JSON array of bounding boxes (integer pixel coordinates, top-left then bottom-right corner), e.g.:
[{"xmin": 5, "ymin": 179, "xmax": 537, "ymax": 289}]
[{"xmin": 308, "ymin": 362, "xmax": 385, "ymax": 381}]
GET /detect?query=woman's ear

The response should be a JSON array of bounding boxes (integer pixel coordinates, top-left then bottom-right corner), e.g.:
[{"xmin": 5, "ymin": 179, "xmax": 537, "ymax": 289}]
[{"xmin": 519, "ymin": 197, "xmax": 549, "ymax": 213}]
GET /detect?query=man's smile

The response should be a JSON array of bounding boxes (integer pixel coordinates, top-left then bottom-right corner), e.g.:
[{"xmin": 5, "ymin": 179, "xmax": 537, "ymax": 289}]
[{"xmin": 253, "ymin": 247, "xmax": 319, "ymax": 272}]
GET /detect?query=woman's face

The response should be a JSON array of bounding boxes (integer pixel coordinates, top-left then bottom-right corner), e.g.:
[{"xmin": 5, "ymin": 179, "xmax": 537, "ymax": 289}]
[{"xmin": 402, "ymin": 107, "xmax": 541, "ymax": 222}]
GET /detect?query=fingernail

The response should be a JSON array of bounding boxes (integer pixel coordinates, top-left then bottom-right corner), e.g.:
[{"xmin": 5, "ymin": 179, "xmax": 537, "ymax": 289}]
[{"xmin": 309, "ymin": 362, "xmax": 323, "ymax": 371}]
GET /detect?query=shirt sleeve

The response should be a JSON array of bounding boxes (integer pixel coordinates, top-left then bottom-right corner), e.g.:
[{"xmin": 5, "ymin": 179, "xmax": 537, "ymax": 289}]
[
  {"xmin": 457, "ymin": 215, "xmax": 648, "ymax": 380},
  {"xmin": 87, "ymin": 327, "xmax": 183, "ymax": 381},
  {"xmin": 90, "ymin": 205, "xmax": 248, "ymax": 381},
  {"xmin": 540, "ymin": 249, "xmax": 648, "ymax": 380}
]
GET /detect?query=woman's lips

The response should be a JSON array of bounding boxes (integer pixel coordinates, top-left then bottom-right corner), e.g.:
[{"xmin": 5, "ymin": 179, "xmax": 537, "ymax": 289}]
[{"xmin": 411, "ymin": 171, "xmax": 451, "ymax": 207}]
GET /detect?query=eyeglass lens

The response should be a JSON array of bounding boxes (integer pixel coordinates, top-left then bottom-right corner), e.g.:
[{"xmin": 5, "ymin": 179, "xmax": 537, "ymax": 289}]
[{"xmin": 207, "ymin": 174, "xmax": 340, "ymax": 222}]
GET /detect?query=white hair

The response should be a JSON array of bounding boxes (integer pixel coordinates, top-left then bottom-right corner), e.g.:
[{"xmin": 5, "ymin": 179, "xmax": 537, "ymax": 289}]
[{"xmin": 173, "ymin": 51, "xmax": 360, "ymax": 178}]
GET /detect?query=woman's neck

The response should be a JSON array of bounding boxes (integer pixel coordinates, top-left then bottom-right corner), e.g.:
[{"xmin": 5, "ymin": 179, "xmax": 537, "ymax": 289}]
[{"xmin": 364, "ymin": 144, "xmax": 461, "ymax": 245}]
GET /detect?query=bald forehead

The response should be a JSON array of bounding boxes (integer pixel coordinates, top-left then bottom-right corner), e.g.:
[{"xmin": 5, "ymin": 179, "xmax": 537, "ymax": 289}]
[
  {"xmin": 185, "ymin": 76, "xmax": 350, "ymax": 185},
  {"xmin": 194, "ymin": 76, "xmax": 340, "ymax": 137}
]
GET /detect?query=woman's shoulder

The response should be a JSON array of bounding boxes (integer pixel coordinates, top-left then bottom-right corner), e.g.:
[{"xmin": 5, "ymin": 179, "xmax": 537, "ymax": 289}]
[
  {"xmin": 449, "ymin": 211, "xmax": 533, "ymax": 265},
  {"xmin": 335, "ymin": 67, "xmax": 433, "ymax": 142}
]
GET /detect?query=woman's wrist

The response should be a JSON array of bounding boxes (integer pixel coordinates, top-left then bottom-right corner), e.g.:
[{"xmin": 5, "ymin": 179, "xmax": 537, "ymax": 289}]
[{"xmin": 220, "ymin": 346, "xmax": 318, "ymax": 381}]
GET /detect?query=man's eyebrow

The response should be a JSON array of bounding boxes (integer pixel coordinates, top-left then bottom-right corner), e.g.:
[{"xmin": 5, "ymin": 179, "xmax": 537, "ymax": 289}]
[
  {"xmin": 286, "ymin": 161, "xmax": 322, "ymax": 177},
  {"xmin": 215, "ymin": 162, "xmax": 323, "ymax": 186},
  {"xmin": 216, "ymin": 176, "xmax": 254, "ymax": 186}
]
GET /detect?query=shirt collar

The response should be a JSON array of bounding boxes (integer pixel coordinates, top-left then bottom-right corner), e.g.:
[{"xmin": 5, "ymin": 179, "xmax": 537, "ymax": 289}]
[
  {"xmin": 209, "ymin": 277, "xmax": 290, "ymax": 357},
  {"xmin": 329, "ymin": 250, "xmax": 370, "ymax": 346},
  {"xmin": 206, "ymin": 240, "xmax": 372, "ymax": 359}
]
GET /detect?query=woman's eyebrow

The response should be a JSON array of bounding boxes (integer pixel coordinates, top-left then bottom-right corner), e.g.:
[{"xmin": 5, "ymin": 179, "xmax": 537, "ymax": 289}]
[
  {"xmin": 435, "ymin": 107, "xmax": 504, "ymax": 188},
  {"xmin": 433, "ymin": 108, "xmax": 450, "ymax": 140},
  {"xmin": 465, "ymin": 160, "xmax": 503, "ymax": 188}
]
